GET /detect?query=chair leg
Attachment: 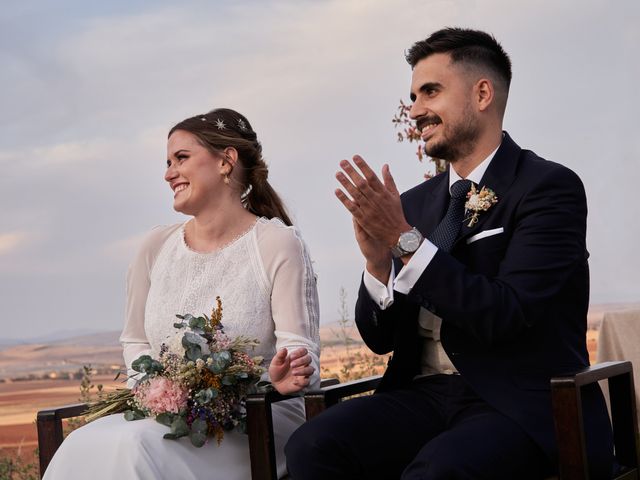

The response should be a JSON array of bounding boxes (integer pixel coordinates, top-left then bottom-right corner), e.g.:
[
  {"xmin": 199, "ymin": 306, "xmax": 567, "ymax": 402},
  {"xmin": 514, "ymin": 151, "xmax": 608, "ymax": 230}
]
[
  {"xmin": 551, "ymin": 382, "xmax": 589, "ymax": 479},
  {"xmin": 246, "ymin": 396, "xmax": 278, "ymax": 480},
  {"xmin": 609, "ymin": 372, "xmax": 640, "ymax": 470},
  {"xmin": 36, "ymin": 411, "xmax": 64, "ymax": 478}
]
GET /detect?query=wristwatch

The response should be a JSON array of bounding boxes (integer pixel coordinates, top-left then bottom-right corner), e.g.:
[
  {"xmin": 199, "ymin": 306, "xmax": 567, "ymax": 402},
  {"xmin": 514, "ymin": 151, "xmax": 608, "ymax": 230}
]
[{"xmin": 390, "ymin": 227, "xmax": 424, "ymax": 258}]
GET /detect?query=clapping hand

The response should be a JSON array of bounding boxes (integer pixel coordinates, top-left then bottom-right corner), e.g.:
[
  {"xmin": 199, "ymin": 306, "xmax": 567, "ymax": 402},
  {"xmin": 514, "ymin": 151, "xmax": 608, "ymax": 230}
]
[
  {"xmin": 335, "ymin": 155, "xmax": 412, "ymax": 282},
  {"xmin": 269, "ymin": 347, "xmax": 314, "ymax": 395}
]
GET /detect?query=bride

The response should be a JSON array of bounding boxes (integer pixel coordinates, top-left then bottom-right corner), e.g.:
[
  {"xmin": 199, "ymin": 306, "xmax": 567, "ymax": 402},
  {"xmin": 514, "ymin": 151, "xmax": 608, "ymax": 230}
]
[{"xmin": 43, "ymin": 108, "xmax": 320, "ymax": 479}]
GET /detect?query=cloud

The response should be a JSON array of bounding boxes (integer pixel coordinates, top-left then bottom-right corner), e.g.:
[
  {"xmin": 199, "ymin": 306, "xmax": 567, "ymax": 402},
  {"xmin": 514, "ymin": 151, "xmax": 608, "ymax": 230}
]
[
  {"xmin": 0, "ymin": 0, "xmax": 638, "ymax": 339},
  {"xmin": 0, "ymin": 231, "xmax": 32, "ymax": 255},
  {"xmin": 0, "ymin": 140, "xmax": 111, "ymax": 169}
]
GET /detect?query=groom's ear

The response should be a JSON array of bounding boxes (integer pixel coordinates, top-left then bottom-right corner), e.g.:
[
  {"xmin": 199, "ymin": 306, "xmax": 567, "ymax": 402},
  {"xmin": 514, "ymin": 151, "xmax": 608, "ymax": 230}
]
[{"xmin": 474, "ymin": 78, "xmax": 494, "ymax": 112}]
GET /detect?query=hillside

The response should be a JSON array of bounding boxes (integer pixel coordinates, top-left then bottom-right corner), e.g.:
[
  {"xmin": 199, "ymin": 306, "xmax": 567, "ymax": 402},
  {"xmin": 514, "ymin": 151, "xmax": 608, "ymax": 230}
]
[{"xmin": 1, "ymin": 302, "xmax": 637, "ymax": 381}]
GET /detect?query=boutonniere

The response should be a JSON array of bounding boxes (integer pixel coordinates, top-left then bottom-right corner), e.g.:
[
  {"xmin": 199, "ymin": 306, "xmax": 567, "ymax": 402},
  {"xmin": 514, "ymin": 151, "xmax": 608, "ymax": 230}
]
[{"xmin": 464, "ymin": 184, "xmax": 498, "ymax": 227}]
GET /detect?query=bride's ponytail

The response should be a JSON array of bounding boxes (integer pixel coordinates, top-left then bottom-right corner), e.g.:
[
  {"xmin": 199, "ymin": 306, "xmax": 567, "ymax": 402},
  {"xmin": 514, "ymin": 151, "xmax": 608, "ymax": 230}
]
[{"xmin": 244, "ymin": 157, "xmax": 292, "ymax": 226}]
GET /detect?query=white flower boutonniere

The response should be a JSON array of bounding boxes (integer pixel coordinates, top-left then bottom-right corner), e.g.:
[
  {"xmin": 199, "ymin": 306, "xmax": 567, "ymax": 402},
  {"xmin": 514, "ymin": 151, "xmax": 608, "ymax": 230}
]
[{"xmin": 464, "ymin": 184, "xmax": 498, "ymax": 227}]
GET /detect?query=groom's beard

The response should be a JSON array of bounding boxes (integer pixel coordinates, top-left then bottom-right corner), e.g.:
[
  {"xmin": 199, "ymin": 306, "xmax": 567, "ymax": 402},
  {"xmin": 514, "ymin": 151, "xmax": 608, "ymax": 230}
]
[{"xmin": 425, "ymin": 104, "xmax": 479, "ymax": 163}]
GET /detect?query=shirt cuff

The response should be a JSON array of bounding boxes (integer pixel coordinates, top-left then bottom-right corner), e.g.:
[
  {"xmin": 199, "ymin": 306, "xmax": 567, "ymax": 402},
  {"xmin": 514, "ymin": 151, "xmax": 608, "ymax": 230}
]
[
  {"xmin": 394, "ymin": 239, "xmax": 438, "ymax": 294},
  {"xmin": 363, "ymin": 262, "xmax": 396, "ymax": 310}
]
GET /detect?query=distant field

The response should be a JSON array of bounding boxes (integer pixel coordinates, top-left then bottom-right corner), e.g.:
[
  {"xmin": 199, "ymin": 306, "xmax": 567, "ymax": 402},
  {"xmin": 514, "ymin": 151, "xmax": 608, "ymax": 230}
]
[{"xmin": 0, "ymin": 374, "xmax": 123, "ymax": 470}]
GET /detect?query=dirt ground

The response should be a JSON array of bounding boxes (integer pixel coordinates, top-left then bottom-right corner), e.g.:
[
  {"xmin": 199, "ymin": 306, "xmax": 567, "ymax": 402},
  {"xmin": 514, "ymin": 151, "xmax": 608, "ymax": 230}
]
[{"xmin": 0, "ymin": 375, "xmax": 122, "ymax": 454}]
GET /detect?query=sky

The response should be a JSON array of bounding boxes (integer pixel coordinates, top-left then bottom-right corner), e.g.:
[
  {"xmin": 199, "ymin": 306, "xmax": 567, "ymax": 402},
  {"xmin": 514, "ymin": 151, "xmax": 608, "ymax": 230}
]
[{"xmin": 1, "ymin": 0, "xmax": 639, "ymax": 340}]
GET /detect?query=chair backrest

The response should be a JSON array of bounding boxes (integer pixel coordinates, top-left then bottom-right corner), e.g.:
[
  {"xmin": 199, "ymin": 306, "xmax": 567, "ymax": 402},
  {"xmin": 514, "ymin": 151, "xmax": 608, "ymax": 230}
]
[{"xmin": 551, "ymin": 361, "xmax": 639, "ymax": 480}]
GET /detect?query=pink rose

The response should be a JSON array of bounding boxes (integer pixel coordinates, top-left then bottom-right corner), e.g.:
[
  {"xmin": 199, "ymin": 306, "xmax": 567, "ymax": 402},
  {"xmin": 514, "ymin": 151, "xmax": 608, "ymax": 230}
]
[{"xmin": 136, "ymin": 377, "xmax": 189, "ymax": 415}]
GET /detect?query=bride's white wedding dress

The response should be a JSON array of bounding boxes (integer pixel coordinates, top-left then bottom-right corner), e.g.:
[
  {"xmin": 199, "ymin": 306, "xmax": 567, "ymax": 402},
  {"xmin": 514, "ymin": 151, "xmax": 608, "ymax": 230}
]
[{"xmin": 43, "ymin": 217, "xmax": 320, "ymax": 479}]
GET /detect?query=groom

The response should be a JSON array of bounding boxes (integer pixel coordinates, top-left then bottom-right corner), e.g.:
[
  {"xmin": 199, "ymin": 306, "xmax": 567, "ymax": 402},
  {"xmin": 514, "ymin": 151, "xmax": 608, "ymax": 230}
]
[{"xmin": 286, "ymin": 28, "xmax": 614, "ymax": 479}]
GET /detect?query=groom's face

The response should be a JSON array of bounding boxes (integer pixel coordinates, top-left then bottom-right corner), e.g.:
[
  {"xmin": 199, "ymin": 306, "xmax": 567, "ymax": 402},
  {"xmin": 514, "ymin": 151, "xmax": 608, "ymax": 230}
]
[{"xmin": 409, "ymin": 53, "xmax": 480, "ymax": 163}]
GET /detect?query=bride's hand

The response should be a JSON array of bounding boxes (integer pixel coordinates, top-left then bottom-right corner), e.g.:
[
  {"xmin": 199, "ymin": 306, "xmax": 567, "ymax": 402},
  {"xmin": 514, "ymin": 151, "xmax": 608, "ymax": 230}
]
[{"xmin": 269, "ymin": 347, "xmax": 314, "ymax": 395}]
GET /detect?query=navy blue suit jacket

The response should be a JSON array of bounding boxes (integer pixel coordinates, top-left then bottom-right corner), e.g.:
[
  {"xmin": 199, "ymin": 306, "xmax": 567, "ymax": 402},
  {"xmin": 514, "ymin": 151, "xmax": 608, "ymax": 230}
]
[{"xmin": 355, "ymin": 132, "xmax": 613, "ymax": 468}]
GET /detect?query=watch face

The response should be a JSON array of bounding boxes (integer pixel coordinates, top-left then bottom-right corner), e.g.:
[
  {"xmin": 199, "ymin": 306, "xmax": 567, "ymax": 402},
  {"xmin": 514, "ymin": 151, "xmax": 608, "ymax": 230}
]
[{"xmin": 399, "ymin": 230, "xmax": 422, "ymax": 252}]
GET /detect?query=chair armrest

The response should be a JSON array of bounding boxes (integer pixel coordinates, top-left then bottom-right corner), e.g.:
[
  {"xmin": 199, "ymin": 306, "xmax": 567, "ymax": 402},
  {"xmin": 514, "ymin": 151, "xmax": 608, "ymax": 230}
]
[
  {"xmin": 37, "ymin": 403, "xmax": 89, "ymax": 478},
  {"xmin": 245, "ymin": 378, "xmax": 340, "ymax": 480},
  {"xmin": 551, "ymin": 361, "xmax": 639, "ymax": 479},
  {"xmin": 305, "ymin": 375, "xmax": 382, "ymax": 420},
  {"xmin": 551, "ymin": 361, "xmax": 633, "ymax": 388}
]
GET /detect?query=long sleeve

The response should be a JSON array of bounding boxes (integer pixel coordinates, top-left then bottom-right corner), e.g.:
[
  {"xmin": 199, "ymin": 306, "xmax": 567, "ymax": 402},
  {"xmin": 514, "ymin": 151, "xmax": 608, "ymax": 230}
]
[
  {"xmin": 119, "ymin": 224, "xmax": 180, "ymax": 384},
  {"xmin": 256, "ymin": 221, "xmax": 321, "ymax": 390}
]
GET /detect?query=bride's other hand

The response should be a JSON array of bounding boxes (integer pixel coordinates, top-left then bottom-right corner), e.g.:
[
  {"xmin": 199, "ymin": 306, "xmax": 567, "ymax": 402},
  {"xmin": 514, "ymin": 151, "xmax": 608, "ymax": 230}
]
[{"xmin": 269, "ymin": 347, "xmax": 314, "ymax": 395}]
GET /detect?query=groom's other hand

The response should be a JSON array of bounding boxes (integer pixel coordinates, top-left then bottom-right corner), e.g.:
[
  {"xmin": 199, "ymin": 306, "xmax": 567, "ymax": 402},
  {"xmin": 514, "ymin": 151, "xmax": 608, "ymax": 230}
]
[
  {"xmin": 335, "ymin": 154, "xmax": 411, "ymax": 282},
  {"xmin": 351, "ymin": 218, "xmax": 391, "ymax": 283}
]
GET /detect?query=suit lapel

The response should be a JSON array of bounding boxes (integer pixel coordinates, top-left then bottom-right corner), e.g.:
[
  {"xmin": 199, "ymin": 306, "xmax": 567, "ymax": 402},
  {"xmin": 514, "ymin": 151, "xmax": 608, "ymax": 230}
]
[
  {"xmin": 455, "ymin": 132, "xmax": 521, "ymax": 246},
  {"xmin": 417, "ymin": 171, "xmax": 450, "ymax": 237}
]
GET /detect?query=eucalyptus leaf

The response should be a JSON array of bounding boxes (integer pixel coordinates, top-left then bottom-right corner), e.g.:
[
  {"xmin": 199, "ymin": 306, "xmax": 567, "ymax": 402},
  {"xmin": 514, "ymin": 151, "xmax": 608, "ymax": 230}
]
[
  {"xmin": 175, "ymin": 314, "xmax": 185, "ymax": 320},
  {"xmin": 183, "ymin": 331, "xmax": 205, "ymax": 345},
  {"xmin": 188, "ymin": 317, "xmax": 206, "ymax": 331},
  {"xmin": 173, "ymin": 322, "xmax": 185, "ymax": 329},
  {"xmin": 195, "ymin": 387, "xmax": 218, "ymax": 404},
  {"xmin": 131, "ymin": 355, "xmax": 152, "ymax": 373},
  {"xmin": 208, "ymin": 351, "xmax": 231, "ymax": 374},
  {"xmin": 163, "ymin": 433, "xmax": 178, "ymax": 440},
  {"xmin": 149, "ymin": 359, "xmax": 164, "ymax": 372},
  {"xmin": 189, "ymin": 431, "xmax": 207, "ymax": 447},
  {"xmin": 222, "ymin": 375, "xmax": 235, "ymax": 386},
  {"xmin": 169, "ymin": 417, "xmax": 189, "ymax": 438},
  {"xmin": 189, "ymin": 418, "xmax": 209, "ymax": 447},
  {"xmin": 191, "ymin": 417, "xmax": 209, "ymax": 434},
  {"xmin": 156, "ymin": 412, "xmax": 175, "ymax": 427},
  {"xmin": 124, "ymin": 410, "xmax": 145, "ymax": 421},
  {"xmin": 186, "ymin": 344, "xmax": 202, "ymax": 361}
]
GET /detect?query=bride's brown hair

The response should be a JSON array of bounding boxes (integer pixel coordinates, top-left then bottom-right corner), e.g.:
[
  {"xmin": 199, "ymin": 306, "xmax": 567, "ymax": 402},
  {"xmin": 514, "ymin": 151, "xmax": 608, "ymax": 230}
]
[{"xmin": 169, "ymin": 108, "xmax": 292, "ymax": 226}]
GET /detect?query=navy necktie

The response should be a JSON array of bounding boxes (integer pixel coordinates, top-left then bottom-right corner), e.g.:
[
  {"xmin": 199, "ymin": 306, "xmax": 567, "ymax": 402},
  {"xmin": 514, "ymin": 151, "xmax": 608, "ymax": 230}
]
[{"xmin": 428, "ymin": 179, "xmax": 472, "ymax": 252}]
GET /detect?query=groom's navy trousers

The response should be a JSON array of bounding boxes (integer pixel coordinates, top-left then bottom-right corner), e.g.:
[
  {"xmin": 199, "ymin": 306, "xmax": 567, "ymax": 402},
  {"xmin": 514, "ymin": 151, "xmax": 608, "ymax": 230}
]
[{"xmin": 286, "ymin": 133, "xmax": 614, "ymax": 479}]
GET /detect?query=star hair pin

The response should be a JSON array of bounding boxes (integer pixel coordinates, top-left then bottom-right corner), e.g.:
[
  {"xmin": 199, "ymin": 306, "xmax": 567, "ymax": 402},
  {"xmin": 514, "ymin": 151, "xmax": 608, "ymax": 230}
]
[
  {"xmin": 237, "ymin": 118, "xmax": 247, "ymax": 131},
  {"xmin": 464, "ymin": 184, "xmax": 498, "ymax": 227},
  {"xmin": 215, "ymin": 118, "xmax": 227, "ymax": 130}
]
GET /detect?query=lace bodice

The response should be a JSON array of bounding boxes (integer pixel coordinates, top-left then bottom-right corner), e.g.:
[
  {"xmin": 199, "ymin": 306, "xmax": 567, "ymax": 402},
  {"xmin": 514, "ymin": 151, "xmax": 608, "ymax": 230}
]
[{"xmin": 120, "ymin": 217, "xmax": 320, "ymax": 385}]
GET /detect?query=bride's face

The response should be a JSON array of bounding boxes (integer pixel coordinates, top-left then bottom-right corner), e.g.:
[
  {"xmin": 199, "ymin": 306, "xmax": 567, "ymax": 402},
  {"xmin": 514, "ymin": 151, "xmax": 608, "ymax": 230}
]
[{"xmin": 165, "ymin": 130, "xmax": 226, "ymax": 215}]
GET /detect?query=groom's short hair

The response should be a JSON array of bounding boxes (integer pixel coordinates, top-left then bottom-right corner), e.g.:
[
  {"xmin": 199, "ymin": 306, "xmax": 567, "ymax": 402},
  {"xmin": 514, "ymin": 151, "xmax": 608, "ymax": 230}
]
[{"xmin": 406, "ymin": 28, "xmax": 512, "ymax": 94}]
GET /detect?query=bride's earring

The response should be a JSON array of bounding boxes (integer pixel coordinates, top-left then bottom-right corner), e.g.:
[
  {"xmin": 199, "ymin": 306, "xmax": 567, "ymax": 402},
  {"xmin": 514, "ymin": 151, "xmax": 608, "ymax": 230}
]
[{"xmin": 222, "ymin": 155, "xmax": 232, "ymax": 185}]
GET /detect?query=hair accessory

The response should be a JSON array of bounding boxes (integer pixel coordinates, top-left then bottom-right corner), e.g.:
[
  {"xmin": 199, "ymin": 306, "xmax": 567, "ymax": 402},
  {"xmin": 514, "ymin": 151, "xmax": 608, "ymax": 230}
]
[
  {"xmin": 215, "ymin": 119, "xmax": 226, "ymax": 130},
  {"xmin": 200, "ymin": 116, "xmax": 207, "ymax": 121},
  {"xmin": 237, "ymin": 119, "xmax": 247, "ymax": 131}
]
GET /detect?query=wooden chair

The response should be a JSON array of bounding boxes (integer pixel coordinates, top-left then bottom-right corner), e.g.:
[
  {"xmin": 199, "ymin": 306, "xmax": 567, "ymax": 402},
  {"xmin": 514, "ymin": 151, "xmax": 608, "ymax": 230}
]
[
  {"xmin": 551, "ymin": 361, "xmax": 639, "ymax": 480},
  {"xmin": 36, "ymin": 379, "xmax": 339, "ymax": 480},
  {"xmin": 244, "ymin": 378, "xmax": 341, "ymax": 480}
]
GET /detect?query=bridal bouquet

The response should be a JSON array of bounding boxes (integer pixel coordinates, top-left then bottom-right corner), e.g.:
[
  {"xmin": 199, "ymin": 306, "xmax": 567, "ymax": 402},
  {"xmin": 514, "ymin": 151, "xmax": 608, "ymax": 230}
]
[{"xmin": 86, "ymin": 297, "xmax": 265, "ymax": 447}]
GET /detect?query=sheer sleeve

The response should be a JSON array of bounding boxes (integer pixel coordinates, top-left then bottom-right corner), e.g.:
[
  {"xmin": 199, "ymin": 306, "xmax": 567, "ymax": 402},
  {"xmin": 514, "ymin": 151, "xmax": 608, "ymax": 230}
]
[
  {"xmin": 256, "ymin": 220, "xmax": 321, "ymax": 390},
  {"xmin": 119, "ymin": 224, "xmax": 181, "ymax": 384}
]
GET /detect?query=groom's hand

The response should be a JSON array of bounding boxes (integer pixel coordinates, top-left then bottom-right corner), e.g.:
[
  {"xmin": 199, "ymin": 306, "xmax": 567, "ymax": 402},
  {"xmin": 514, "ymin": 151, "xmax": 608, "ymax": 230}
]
[{"xmin": 335, "ymin": 155, "xmax": 411, "ymax": 275}]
